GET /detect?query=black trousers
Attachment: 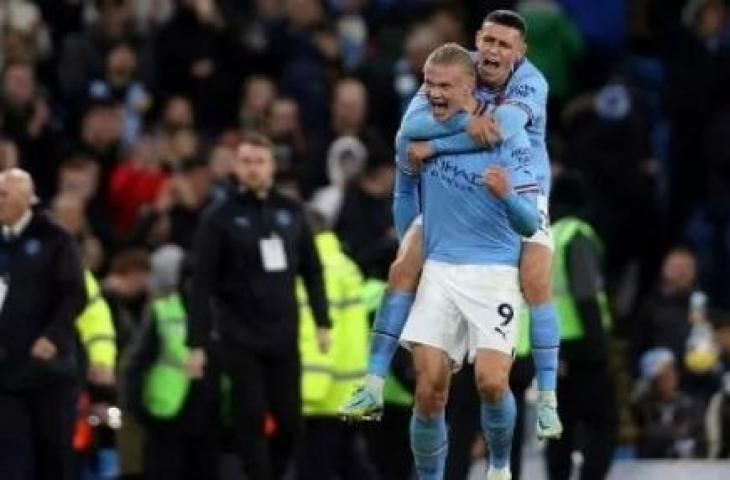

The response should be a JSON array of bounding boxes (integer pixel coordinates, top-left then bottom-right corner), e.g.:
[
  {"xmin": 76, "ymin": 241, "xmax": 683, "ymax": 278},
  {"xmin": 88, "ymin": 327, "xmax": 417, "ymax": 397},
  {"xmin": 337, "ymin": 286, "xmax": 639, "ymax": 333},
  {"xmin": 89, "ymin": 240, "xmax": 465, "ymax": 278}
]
[
  {"xmin": 296, "ymin": 417, "xmax": 375, "ymax": 480},
  {"xmin": 223, "ymin": 343, "xmax": 302, "ymax": 480},
  {"xmin": 510, "ymin": 357, "xmax": 535, "ymax": 480},
  {"xmin": 0, "ymin": 381, "xmax": 76, "ymax": 480},
  {"xmin": 546, "ymin": 366, "xmax": 617, "ymax": 480},
  {"xmin": 143, "ymin": 372, "xmax": 221, "ymax": 480},
  {"xmin": 144, "ymin": 423, "xmax": 219, "ymax": 480},
  {"xmin": 363, "ymin": 404, "xmax": 413, "ymax": 480}
]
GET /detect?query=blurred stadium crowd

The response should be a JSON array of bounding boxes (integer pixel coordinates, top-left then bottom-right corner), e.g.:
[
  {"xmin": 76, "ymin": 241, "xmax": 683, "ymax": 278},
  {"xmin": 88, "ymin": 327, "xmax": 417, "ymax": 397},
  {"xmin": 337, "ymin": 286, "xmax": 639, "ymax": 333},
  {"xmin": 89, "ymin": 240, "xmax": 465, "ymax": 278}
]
[{"xmin": 2, "ymin": 0, "xmax": 730, "ymax": 478}]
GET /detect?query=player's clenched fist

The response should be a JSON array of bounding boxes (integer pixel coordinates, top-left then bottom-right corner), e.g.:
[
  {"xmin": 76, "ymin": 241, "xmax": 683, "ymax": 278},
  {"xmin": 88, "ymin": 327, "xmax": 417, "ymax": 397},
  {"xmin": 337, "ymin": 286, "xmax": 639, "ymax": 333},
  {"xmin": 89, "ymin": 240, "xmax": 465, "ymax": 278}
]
[
  {"xmin": 407, "ymin": 141, "xmax": 434, "ymax": 172},
  {"xmin": 483, "ymin": 166, "xmax": 511, "ymax": 199}
]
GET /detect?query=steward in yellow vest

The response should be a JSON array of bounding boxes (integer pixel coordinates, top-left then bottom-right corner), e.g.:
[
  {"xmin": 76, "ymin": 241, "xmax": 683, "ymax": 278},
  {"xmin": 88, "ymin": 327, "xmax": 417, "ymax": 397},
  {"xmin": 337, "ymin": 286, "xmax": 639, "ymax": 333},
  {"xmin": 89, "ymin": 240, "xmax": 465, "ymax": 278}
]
[
  {"xmin": 531, "ymin": 172, "xmax": 617, "ymax": 480},
  {"xmin": 76, "ymin": 270, "xmax": 117, "ymax": 383},
  {"xmin": 297, "ymin": 224, "xmax": 375, "ymax": 478},
  {"xmin": 298, "ymin": 231, "xmax": 369, "ymax": 415},
  {"xmin": 122, "ymin": 245, "xmax": 220, "ymax": 479}
]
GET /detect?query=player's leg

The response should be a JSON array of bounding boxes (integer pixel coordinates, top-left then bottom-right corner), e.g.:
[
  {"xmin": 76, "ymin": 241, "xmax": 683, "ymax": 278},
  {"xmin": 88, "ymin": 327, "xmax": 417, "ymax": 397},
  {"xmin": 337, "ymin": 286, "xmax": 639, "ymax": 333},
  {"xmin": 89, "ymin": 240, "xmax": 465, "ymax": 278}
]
[
  {"xmin": 521, "ymin": 222, "xmax": 563, "ymax": 440},
  {"xmin": 399, "ymin": 260, "xmax": 465, "ymax": 479},
  {"xmin": 340, "ymin": 221, "xmax": 424, "ymax": 420},
  {"xmin": 456, "ymin": 265, "xmax": 521, "ymax": 480},
  {"xmin": 410, "ymin": 344, "xmax": 452, "ymax": 480},
  {"xmin": 475, "ymin": 349, "xmax": 515, "ymax": 480}
]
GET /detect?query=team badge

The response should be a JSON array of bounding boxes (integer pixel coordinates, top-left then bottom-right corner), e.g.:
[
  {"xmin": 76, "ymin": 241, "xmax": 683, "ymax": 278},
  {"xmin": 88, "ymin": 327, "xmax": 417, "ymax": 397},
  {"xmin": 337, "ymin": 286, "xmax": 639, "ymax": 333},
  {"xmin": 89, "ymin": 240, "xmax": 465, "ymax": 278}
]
[
  {"xmin": 234, "ymin": 216, "xmax": 250, "ymax": 228},
  {"xmin": 24, "ymin": 239, "xmax": 41, "ymax": 256},
  {"xmin": 276, "ymin": 210, "xmax": 291, "ymax": 226}
]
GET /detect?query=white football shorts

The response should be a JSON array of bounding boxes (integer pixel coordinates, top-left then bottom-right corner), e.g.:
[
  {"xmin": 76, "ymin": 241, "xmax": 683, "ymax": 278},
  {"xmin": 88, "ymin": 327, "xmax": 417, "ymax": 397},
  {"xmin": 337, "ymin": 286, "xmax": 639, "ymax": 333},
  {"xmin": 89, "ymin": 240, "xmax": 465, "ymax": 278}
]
[{"xmin": 400, "ymin": 260, "xmax": 524, "ymax": 368}]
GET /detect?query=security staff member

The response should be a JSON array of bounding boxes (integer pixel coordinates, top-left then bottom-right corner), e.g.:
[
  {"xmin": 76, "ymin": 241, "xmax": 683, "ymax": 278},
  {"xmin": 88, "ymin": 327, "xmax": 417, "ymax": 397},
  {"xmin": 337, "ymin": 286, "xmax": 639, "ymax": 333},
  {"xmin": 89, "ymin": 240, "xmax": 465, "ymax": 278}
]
[
  {"xmin": 542, "ymin": 172, "xmax": 616, "ymax": 480},
  {"xmin": 297, "ymin": 209, "xmax": 372, "ymax": 480},
  {"xmin": 0, "ymin": 168, "xmax": 87, "ymax": 480},
  {"xmin": 186, "ymin": 133, "xmax": 331, "ymax": 480},
  {"xmin": 124, "ymin": 245, "xmax": 220, "ymax": 480}
]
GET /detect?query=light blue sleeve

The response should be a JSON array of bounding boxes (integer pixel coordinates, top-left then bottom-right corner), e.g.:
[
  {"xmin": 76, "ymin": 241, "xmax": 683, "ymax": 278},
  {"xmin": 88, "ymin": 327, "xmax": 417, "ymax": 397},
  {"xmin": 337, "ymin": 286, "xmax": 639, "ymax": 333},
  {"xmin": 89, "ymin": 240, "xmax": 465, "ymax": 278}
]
[
  {"xmin": 429, "ymin": 131, "xmax": 481, "ymax": 155},
  {"xmin": 428, "ymin": 103, "xmax": 530, "ymax": 154},
  {"xmin": 399, "ymin": 92, "xmax": 470, "ymax": 140},
  {"xmin": 493, "ymin": 104, "xmax": 530, "ymax": 142},
  {"xmin": 392, "ymin": 134, "xmax": 420, "ymax": 239},
  {"xmin": 502, "ymin": 69, "xmax": 548, "ymax": 130},
  {"xmin": 500, "ymin": 130, "xmax": 540, "ymax": 236}
]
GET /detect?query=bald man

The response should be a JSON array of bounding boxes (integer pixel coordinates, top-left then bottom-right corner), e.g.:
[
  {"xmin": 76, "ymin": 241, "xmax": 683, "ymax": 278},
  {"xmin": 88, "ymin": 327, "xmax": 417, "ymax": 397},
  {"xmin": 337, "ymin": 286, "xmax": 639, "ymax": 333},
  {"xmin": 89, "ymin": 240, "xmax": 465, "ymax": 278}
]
[{"xmin": 0, "ymin": 168, "xmax": 87, "ymax": 480}]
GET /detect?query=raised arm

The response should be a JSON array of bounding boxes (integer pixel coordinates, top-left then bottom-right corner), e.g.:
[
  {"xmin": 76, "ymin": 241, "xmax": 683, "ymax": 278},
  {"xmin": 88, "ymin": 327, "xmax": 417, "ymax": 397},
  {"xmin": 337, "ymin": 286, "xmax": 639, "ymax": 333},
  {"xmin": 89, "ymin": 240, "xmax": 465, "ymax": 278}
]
[{"xmin": 392, "ymin": 133, "xmax": 421, "ymax": 239}]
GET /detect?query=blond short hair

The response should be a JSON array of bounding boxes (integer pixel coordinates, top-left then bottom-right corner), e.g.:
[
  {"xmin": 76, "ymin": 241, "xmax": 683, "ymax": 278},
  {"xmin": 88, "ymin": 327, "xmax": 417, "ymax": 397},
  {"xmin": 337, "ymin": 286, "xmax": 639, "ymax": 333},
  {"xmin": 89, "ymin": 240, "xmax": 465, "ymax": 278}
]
[{"xmin": 424, "ymin": 42, "xmax": 475, "ymax": 78}]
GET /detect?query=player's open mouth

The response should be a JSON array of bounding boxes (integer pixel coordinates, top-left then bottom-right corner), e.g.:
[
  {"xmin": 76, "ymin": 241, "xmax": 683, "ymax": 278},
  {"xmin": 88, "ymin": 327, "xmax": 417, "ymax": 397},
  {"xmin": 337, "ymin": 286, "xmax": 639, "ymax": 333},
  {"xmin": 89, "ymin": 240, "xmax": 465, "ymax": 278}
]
[
  {"xmin": 482, "ymin": 58, "xmax": 500, "ymax": 71},
  {"xmin": 430, "ymin": 99, "xmax": 448, "ymax": 113}
]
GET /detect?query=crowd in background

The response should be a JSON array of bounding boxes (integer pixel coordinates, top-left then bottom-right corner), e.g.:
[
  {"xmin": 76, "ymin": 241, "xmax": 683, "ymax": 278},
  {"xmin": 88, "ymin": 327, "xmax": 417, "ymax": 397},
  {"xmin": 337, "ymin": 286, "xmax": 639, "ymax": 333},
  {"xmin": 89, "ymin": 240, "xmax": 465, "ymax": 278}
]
[{"xmin": 2, "ymin": 0, "xmax": 730, "ymax": 476}]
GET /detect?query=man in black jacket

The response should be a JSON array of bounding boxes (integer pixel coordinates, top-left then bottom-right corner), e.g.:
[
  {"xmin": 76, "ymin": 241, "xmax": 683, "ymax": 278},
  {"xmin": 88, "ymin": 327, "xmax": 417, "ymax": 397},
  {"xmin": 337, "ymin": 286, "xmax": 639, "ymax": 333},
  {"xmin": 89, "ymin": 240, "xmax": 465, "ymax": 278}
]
[
  {"xmin": 186, "ymin": 133, "xmax": 331, "ymax": 480},
  {"xmin": 0, "ymin": 168, "xmax": 87, "ymax": 480}
]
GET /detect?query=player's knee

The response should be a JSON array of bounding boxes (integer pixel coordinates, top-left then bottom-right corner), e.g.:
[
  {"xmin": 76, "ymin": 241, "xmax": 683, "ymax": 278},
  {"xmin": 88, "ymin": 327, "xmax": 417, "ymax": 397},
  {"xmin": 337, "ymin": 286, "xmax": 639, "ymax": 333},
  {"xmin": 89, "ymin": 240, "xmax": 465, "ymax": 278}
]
[
  {"xmin": 415, "ymin": 381, "xmax": 449, "ymax": 416},
  {"xmin": 521, "ymin": 268, "xmax": 551, "ymax": 305},
  {"xmin": 520, "ymin": 245, "xmax": 553, "ymax": 305},
  {"xmin": 388, "ymin": 257, "xmax": 421, "ymax": 292},
  {"xmin": 475, "ymin": 370, "xmax": 508, "ymax": 403}
]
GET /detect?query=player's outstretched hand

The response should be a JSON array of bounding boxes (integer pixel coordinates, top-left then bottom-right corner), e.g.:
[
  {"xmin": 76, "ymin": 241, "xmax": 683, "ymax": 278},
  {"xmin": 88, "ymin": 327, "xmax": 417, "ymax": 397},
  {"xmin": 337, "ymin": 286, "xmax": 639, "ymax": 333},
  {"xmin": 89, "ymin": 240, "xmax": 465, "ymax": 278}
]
[
  {"xmin": 467, "ymin": 114, "xmax": 501, "ymax": 147},
  {"xmin": 483, "ymin": 166, "xmax": 510, "ymax": 199},
  {"xmin": 408, "ymin": 141, "xmax": 434, "ymax": 172}
]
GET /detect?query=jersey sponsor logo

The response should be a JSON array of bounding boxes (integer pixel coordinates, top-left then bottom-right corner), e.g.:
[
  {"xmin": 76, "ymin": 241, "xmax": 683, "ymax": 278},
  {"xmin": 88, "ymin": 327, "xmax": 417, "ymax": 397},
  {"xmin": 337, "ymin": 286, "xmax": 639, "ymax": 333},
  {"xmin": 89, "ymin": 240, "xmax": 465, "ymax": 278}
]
[
  {"xmin": 428, "ymin": 158, "xmax": 483, "ymax": 191},
  {"xmin": 234, "ymin": 216, "xmax": 250, "ymax": 228},
  {"xmin": 508, "ymin": 83, "xmax": 536, "ymax": 99}
]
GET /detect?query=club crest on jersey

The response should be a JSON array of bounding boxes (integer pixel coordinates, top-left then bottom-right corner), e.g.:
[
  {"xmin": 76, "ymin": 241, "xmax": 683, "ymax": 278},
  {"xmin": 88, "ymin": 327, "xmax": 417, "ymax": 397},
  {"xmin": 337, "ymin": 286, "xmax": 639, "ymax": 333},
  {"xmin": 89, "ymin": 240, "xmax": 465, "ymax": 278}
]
[
  {"xmin": 24, "ymin": 238, "xmax": 41, "ymax": 256},
  {"xmin": 234, "ymin": 216, "xmax": 250, "ymax": 228},
  {"xmin": 276, "ymin": 210, "xmax": 292, "ymax": 226}
]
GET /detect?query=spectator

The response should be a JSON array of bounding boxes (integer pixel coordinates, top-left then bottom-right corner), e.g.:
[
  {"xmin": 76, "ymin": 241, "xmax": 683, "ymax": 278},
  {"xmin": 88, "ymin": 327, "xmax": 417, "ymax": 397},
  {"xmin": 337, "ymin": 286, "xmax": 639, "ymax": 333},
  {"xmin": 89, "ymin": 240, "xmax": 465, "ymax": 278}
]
[
  {"xmin": 309, "ymin": 78, "xmax": 387, "ymax": 195},
  {"xmin": 88, "ymin": 41, "xmax": 151, "ymax": 146},
  {"xmin": 58, "ymin": 0, "xmax": 153, "ymax": 106},
  {"xmin": 239, "ymin": 74, "xmax": 277, "ymax": 133},
  {"xmin": 279, "ymin": 0, "xmax": 338, "ymax": 141},
  {"xmin": 155, "ymin": 0, "xmax": 242, "ymax": 134},
  {"xmin": 207, "ymin": 141, "xmax": 236, "ymax": 198},
  {"xmin": 518, "ymin": 0, "xmax": 584, "ymax": 107},
  {"xmin": 428, "ymin": 3, "xmax": 467, "ymax": 45},
  {"xmin": 159, "ymin": 95, "xmax": 196, "ymax": 135},
  {"xmin": 56, "ymin": 155, "xmax": 115, "ymax": 249},
  {"xmin": 0, "ymin": 138, "xmax": 19, "ymax": 170},
  {"xmin": 79, "ymin": 92, "xmax": 125, "ymax": 184},
  {"xmin": 634, "ymin": 248, "xmax": 698, "ymax": 371},
  {"xmin": 268, "ymin": 97, "xmax": 309, "ymax": 187},
  {"xmin": 335, "ymin": 151, "xmax": 396, "ymax": 280},
  {"xmin": 101, "ymin": 248, "xmax": 151, "ymax": 354},
  {"xmin": 310, "ymin": 135, "xmax": 367, "ymax": 226},
  {"xmin": 364, "ymin": 22, "xmax": 441, "ymax": 137},
  {"xmin": 52, "ymin": 192, "xmax": 105, "ymax": 273},
  {"xmin": 706, "ymin": 314, "xmax": 730, "ymax": 458},
  {"xmin": 107, "ymin": 135, "xmax": 168, "ymax": 237},
  {"xmin": 126, "ymin": 156, "xmax": 214, "ymax": 250},
  {"xmin": 632, "ymin": 347, "xmax": 705, "ymax": 458},
  {"xmin": 1, "ymin": 61, "xmax": 57, "ymax": 201}
]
